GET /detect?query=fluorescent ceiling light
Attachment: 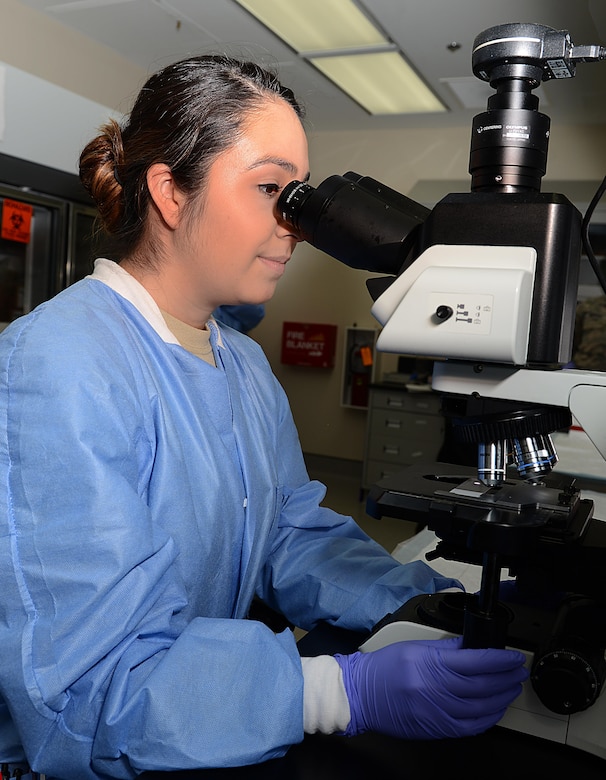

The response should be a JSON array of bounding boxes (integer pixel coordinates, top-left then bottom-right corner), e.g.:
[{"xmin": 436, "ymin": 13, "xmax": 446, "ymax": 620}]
[
  {"xmin": 234, "ymin": 0, "xmax": 387, "ymax": 53},
  {"xmin": 311, "ymin": 52, "xmax": 446, "ymax": 115},
  {"xmin": 234, "ymin": 0, "xmax": 446, "ymax": 116}
]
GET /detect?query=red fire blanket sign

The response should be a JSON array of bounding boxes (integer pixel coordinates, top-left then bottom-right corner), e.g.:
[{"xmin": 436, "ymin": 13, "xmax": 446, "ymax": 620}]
[
  {"xmin": 281, "ymin": 321, "xmax": 337, "ymax": 368},
  {"xmin": 1, "ymin": 198, "xmax": 33, "ymax": 243}
]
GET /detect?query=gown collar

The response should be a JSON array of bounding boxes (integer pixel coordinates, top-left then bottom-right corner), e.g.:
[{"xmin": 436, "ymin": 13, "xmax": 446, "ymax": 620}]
[{"xmin": 89, "ymin": 258, "xmax": 224, "ymax": 349}]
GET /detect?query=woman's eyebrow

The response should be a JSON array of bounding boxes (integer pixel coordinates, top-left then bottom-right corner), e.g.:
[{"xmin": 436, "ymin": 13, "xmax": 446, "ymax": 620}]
[{"xmin": 249, "ymin": 157, "xmax": 310, "ymax": 181}]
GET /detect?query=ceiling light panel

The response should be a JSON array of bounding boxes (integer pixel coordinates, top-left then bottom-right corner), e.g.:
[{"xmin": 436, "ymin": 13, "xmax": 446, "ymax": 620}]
[
  {"xmin": 311, "ymin": 52, "xmax": 446, "ymax": 115},
  {"xmin": 233, "ymin": 0, "xmax": 387, "ymax": 53},
  {"xmin": 232, "ymin": 0, "xmax": 446, "ymax": 116}
]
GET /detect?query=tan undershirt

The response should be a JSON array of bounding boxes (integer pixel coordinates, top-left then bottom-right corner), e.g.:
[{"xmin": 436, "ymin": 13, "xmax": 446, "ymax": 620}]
[{"xmin": 160, "ymin": 309, "xmax": 216, "ymax": 367}]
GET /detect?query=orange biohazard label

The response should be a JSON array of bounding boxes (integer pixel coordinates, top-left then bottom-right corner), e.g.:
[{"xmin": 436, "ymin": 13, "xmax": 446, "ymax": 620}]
[{"xmin": 1, "ymin": 198, "xmax": 33, "ymax": 243}]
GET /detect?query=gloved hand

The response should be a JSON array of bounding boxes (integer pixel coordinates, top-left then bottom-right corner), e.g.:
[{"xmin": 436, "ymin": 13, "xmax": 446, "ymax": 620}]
[{"xmin": 335, "ymin": 635, "xmax": 528, "ymax": 740}]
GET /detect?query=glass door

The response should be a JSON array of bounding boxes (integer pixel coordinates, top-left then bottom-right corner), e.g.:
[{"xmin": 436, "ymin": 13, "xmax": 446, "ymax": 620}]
[{"xmin": 0, "ymin": 184, "xmax": 67, "ymax": 331}]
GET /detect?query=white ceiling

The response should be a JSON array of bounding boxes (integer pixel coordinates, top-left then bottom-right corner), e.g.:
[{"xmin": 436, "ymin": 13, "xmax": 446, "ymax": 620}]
[{"xmin": 15, "ymin": 0, "xmax": 606, "ymax": 132}]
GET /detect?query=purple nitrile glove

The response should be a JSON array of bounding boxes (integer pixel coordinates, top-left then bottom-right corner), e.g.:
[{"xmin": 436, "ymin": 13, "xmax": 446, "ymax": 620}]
[{"xmin": 335, "ymin": 635, "xmax": 528, "ymax": 740}]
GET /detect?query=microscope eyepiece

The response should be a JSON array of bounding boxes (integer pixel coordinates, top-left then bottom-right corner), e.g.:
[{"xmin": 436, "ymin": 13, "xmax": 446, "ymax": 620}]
[
  {"xmin": 279, "ymin": 180, "xmax": 314, "ymax": 229},
  {"xmin": 277, "ymin": 172, "xmax": 430, "ymax": 275}
]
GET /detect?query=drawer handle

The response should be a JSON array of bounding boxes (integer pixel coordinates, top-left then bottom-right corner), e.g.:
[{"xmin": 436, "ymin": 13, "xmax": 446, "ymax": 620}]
[
  {"xmin": 385, "ymin": 419, "xmax": 402, "ymax": 429},
  {"xmin": 383, "ymin": 446, "xmax": 400, "ymax": 456},
  {"xmin": 386, "ymin": 398, "xmax": 404, "ymax": 408}
]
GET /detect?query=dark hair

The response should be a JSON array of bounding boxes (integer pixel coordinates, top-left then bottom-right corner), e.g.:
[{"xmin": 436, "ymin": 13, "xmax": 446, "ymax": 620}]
[{"xmin": 79, "ymin": 55, "xmax": 304, "ymax": 258}]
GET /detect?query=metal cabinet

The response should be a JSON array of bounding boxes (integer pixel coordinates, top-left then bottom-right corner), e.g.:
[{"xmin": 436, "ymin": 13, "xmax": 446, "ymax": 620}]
[{"xmin": 362, "ymin": 386, "xmax": 444, "ymax": 489}]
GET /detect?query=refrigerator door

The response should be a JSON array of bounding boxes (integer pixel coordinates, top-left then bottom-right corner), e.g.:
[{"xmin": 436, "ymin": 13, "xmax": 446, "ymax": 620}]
[{"xmin": 0, "ymin": 184, "xmax": 67, "ymax": 331}]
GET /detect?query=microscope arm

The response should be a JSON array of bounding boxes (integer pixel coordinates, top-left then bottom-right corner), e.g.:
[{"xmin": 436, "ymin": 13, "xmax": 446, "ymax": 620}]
[{"xmin": 432, "ymin": 361, "xmax": 606, "ymax": 464}]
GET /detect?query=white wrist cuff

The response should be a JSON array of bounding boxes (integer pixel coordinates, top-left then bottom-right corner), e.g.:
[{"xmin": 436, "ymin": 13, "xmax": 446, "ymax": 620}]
[{"xmin": 301, "ymin": 655, "xmax": 351, "ymax": 734}]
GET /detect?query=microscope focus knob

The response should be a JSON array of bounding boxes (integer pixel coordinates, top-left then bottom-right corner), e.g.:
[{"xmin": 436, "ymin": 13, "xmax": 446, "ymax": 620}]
[{"xmin": 531, "ymin": 649, "xmax": 604, "ymax": 714}]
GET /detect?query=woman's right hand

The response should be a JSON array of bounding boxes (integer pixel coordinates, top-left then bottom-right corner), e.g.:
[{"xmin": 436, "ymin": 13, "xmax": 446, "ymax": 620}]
[{"xmin": 335, "ymin": 635, "xmax": 528, "ymax": 740}]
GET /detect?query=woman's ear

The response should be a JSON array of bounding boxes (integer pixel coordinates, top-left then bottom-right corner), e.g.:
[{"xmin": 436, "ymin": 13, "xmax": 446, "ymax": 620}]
[{"xmin": 146, "ymin": 163, "xmax": 185, "ymax": 230}]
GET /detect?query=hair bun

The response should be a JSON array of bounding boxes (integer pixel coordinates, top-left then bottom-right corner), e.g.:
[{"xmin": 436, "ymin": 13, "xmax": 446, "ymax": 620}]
[{"xmin": 79, "ymin": 119, "xmax": 125, "ymax": 235}]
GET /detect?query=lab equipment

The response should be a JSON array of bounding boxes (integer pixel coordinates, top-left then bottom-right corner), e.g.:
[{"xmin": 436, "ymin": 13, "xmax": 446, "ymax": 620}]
[
  {"xmin": 278, "ymin": 22, "xmax": 606, "ymax": 760},
  {"xmin": 335, "ymin": 635, "xmax": 527, "ymax": 739}
]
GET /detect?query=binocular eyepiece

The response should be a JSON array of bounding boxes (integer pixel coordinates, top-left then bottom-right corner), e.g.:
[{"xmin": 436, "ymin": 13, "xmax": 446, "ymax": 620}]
[{"xmin": 277, "ymin": 172, "xmax": 430, "ymax": 277}]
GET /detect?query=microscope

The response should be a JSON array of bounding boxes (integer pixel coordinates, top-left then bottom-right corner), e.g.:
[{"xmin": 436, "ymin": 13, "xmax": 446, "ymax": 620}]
[{"xmin": 278, "ymin": 23, "xmax": 606, "ymax": 760}]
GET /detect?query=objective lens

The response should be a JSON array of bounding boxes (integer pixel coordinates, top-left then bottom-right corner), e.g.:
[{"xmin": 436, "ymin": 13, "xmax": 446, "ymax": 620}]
[
  {"xmin": 512, "ymin": 433, "xmax": 558, "ymax": 479},
  {"xmin": 478, "ymin": 440, "xmax": 508, "ymax": 486}
]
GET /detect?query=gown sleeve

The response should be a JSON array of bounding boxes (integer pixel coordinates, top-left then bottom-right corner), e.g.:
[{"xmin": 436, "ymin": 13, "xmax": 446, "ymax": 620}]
[{"xmin": 255, "ymin": 368, "xmax": 461, "ymax": 633}]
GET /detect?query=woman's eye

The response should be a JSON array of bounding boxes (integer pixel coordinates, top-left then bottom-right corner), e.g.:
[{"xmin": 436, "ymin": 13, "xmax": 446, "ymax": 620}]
[{"xmin": 259, "ymin": 183, "xmax": 281, "ymax": 197}]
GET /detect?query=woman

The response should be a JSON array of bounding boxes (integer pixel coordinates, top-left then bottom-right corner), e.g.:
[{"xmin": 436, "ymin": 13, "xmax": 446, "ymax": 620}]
[{"xmin": 0, "ymin": 56, "xmax": 527, "ymax": 779}]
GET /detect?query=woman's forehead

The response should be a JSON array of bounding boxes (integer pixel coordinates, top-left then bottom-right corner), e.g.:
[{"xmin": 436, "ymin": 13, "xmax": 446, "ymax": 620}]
[{"xmin": 228, "ymin": 99, "xmax": 309, "ymax": 176}]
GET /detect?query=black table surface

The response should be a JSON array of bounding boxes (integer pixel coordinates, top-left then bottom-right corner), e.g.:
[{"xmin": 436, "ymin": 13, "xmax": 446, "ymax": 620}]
[
  {"xmin": 140, "ymin": 727, "xmax": 606, "ymax": 779},
  {"xmin": 139, "ymin": 621, "xmax": 606, "ymax": 779}
]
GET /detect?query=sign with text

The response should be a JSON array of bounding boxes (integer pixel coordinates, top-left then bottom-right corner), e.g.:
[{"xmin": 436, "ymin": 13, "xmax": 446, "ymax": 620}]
[{"xmin": 281, "ymin": 321, "xmax": 337, "ymax": 368}]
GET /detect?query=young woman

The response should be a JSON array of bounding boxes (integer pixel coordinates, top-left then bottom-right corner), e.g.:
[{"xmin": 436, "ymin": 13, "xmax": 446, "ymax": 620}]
[{"xmin": 0, "ymin": 55, "xmax": 527, "ymax": 779}]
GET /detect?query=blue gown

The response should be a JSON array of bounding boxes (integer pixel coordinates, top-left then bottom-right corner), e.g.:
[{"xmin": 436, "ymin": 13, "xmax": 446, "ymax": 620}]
[{"xmin": 0, "ymin": 261, "xmax": 459, "ymax": 778}]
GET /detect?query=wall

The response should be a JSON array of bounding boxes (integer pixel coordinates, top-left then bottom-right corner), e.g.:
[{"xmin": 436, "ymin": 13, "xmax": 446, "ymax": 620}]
[
  {"xmin": 0, "ymin": 0, "xmax": 146, "ymax": 174},
  {"xmin": 0, "ymin": 63, "xmax": 118, "ymax": 174},
  {"xmin": 1, "ymin": 0, "xmax": 146, "ymax": 114},
  {"xmin": 3, "ymin": 0, "xmax": 606, "ymax": 462}
]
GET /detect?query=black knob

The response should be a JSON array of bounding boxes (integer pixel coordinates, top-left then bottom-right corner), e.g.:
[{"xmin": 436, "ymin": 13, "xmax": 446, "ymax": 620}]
[
  {"xmin": 531, "ymin": 649, "xmax": 603, "ymax": 714},
  {"xmin": 435, "ymin": 305, "xmax": 454, "ymax": 321}
]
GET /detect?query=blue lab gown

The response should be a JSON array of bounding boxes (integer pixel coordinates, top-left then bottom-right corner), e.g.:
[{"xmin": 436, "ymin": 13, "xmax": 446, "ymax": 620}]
[{"xmin": 0, "ymin": 265, "xmax": 459, "ymax": 778}]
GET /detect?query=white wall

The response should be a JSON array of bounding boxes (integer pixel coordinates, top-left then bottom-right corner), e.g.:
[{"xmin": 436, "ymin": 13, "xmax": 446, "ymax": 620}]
[
  {"xmin": 3, "ymin": 0, "xmax": 606, "ymax": 463},
  {"xmin": 0, "ymin": 0, "xmax": 146, "ymax": 173},
  {"xmin": 0, "ymin": 63, "xmax": 120, "ymax": 174},
  {"xmin": 1, "ymin": 0, "xmax": 146, "ymax": 113}
]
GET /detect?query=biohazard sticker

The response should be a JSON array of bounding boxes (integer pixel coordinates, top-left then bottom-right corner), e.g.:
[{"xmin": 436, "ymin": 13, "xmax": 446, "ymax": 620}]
[{"xmin": 1, "ymin": 198, "xmax": 33, "ymax": 243}]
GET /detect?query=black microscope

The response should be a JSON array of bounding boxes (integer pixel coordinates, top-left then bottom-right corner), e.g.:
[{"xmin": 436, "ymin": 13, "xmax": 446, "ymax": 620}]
[{"xmin": 278, "ymin": 22, "xmax": 606, "ymax": 759}]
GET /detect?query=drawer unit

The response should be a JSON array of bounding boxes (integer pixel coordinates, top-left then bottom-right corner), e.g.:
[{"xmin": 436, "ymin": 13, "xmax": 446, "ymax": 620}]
[
  {"xmin": 370, "ymin": 389, "xmax": 442, "ymax": 415},
  {"xmin": 367, "ymin": 413, "xmax": 444, "ymax": 462},
  {"xmin": 362, "ymin": 386, "xmax": 444, "ymax": 490}
]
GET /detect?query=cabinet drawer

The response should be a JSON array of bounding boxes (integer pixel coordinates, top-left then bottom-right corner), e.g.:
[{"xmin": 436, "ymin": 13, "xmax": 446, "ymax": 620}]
[
  {"xmin": 367, "ymin": 420, "xmax": 444, "ymax": 463},
  {"xmin": 370, "ymin": 389, "xmax": 441, "ymax": 415},
  {"xmin": 369, "ymin": 408, "xmax": 443, "ymax": 439}
]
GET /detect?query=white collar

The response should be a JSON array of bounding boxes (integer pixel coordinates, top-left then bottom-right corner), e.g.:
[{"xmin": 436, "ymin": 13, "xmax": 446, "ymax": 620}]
[
  {"xmin": 90, "ymin": 258, "xmax": 224, "ymax": 348},
  {"xmin": 90, "ymin": 258, "xmax": 180, "ymax": 345}
]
